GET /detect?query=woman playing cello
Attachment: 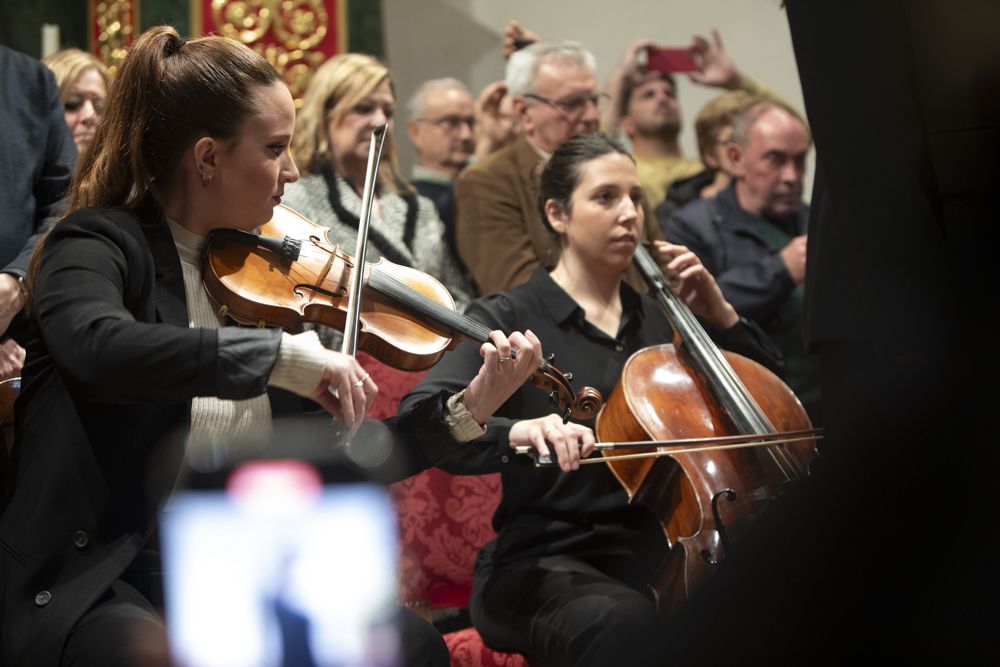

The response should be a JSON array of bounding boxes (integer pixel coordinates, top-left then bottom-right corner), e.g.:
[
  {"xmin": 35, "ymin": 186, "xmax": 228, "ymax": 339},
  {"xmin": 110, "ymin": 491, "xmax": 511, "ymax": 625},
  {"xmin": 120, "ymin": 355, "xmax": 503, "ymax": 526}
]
[
  {"xmin": 399, "ymin": 133, "xmax": 783, "ymax": 667},
  {"xmin": 0, "ymin": 26, "xmax": 541, "ymax": 667}
]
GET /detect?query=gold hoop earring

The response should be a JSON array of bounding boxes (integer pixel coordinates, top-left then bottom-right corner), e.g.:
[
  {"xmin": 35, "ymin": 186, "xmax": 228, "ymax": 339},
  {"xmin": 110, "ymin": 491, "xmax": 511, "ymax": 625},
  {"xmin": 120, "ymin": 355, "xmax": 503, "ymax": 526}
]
[{"xmin": 201, "ymin": 172, "xmax": 213, "ymax": 188}]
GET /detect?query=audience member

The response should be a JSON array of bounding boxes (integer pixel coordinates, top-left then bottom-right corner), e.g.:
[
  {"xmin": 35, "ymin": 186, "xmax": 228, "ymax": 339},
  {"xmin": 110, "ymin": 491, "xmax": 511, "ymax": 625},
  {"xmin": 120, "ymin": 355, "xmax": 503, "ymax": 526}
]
[
  {"xmin": 605, "ymin": 31, "xmax": 781, "ymax": 208},
  {"xmin": 285, "ymin": 53, "xmax": 472, "ymax": 352},
  {"xmin": 472, "ymin": 79, "xmax": 520, "ymax": 160},
  {"xmin": 406, "ymin": 77, "xmax": 475, "ymax": 260},
  {"xmin": 0, "ymin": 45, "xmax": 75, "ymax": 379},
  {"xmin": 663, "ymin": 100, "xmax": 820, "ymax": 421},
  {"xmin": 42, "ymin": 48, "xmax": 110, "ymax": 156},
  {"xmin": 455, "ymin": 40, "xmax": 660, "ymax": 295},
  {"xmin": 657, "ymin": 89, "xmax": 761, "ymax": 219}
]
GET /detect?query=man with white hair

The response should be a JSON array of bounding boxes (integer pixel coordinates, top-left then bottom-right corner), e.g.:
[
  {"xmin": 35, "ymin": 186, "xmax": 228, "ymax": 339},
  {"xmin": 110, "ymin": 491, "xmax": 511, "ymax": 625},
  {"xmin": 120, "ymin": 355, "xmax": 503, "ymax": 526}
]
[
  {"xmin": 406, "ymin": 78, "xmax": 476, "ymax": 263},
  {"xmin": 454, "ymin": 41, "xmax": 661, "ymax": 295}
]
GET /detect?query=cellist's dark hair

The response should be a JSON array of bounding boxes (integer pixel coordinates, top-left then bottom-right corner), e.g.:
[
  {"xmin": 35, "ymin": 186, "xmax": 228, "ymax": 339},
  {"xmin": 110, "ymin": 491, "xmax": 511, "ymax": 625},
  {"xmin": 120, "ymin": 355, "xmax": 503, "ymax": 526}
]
[
  {"xmin": 537, "ymin": 133, "xmax": 634, "ymax": 234},
  {"xmin": 69, "ymin": 25, "xmax": 281, "ymax": 213}
]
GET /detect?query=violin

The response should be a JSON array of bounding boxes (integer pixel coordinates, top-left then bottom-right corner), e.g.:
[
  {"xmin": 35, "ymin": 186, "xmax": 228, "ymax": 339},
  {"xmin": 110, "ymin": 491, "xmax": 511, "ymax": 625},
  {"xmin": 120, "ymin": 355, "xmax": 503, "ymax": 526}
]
[
  {"xmin": 594, "ymin": 244, "xmax": 818, "ymax": 616},
  {"xmin": 202, "ymin": 204, "xmax": 603, "ymax": 421}
]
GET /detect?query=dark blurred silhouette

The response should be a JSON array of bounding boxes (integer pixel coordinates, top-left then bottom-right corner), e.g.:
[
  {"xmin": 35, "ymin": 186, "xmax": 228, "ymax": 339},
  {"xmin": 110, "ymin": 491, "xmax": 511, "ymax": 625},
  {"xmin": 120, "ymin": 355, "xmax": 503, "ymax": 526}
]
[{"xmin": 667, "ymin": 0, "xmax": 1000, "ymax": 658}]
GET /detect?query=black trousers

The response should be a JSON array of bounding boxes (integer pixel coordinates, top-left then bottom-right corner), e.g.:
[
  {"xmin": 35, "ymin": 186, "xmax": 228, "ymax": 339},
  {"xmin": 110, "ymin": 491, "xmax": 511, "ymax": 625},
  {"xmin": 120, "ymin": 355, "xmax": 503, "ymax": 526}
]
[{"xmin": 470, "ymin": 554, "xmax": 666, "ymax": 667}]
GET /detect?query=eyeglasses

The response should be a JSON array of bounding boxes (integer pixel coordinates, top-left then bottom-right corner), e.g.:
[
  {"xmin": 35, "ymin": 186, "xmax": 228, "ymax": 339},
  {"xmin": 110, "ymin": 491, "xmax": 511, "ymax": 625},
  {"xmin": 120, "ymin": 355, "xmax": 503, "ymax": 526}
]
[
  {"xmin": 523, "ymin": 92, "xmax": 609, "ymax": 116},
  {"xmin": 418, "ymin": 115, "xmax": 476, "ymax": 132}
]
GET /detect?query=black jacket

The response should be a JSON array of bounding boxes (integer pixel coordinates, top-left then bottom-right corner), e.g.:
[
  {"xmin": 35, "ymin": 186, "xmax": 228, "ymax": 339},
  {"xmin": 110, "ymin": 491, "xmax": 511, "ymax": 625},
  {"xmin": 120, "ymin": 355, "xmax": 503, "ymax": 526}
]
[
  {"xmin": 661, "ymin": 182, "xmax": 808, "ymax": 326},
  {"xmin": 0, "ymin": 45, "xmax": 74, "ymax": 279},
  {"xmin": 0, "ymin": 208, "xmax": 307, "ymax": 666}
]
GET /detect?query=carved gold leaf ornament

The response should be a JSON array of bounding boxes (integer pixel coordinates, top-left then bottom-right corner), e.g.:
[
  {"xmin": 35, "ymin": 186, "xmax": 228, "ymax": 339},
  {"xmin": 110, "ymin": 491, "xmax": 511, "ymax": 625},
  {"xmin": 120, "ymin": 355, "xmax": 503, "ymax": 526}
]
[
  {"xmin": 94, "ymin": 0, "xmax": 136, "ymax": 75},
  {"xmin": 212, "ymin": 0, "xmax": 274, "ymax": 43},
  {"xmin": 89, "ymin": 0, "xmax": 343, "ymax": 107},
  {"xmin": 208, "ymin": 0, "xmax": 332, "ymax": 108},
  {"xmin": 271, "ymin": 0, "xmax": 328, "ymax": 51}
]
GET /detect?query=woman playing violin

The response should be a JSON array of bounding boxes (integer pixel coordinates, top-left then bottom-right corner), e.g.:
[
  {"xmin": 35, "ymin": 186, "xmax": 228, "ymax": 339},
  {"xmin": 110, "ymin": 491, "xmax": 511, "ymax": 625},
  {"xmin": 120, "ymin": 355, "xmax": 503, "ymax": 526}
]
[
  {"xmin": 0, "ymin": 26, "xmax": 539, "ymax": 667},
  {"xmin": 399, "ymin": 133, "xmax": 782, "ymax": 667}
]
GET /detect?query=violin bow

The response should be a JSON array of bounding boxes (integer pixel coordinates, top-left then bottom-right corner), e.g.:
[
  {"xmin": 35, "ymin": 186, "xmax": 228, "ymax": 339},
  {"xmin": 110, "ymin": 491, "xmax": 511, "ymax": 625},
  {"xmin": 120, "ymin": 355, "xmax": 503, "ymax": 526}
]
[
  {"xmin": 341, "ymin": 124, "xmax": 388, "ymax": 357},
  {"xmin": 513, "ymin": 428, "xmax": 823, "ymax": 467}
]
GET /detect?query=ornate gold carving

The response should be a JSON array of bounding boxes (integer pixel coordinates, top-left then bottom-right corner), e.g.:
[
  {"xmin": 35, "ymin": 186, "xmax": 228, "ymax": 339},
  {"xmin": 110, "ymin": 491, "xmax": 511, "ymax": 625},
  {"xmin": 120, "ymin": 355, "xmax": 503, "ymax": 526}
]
[
  {"xmin": 94, "ymin": 0, "xmax": 136, "ymax": 74},
  {"xmin": 208, "ymin": 0, "xmax": 332, "ymax": 107},
  {"xmin": 271, "ymin": 0, "xmax": 328, "ymax": 52}
]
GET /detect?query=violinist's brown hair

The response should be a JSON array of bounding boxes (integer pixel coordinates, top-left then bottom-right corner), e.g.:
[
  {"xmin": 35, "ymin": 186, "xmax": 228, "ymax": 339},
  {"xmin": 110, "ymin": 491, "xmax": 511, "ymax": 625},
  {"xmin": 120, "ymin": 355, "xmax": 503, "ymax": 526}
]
[
  {"xmin": 293, "ymin": 53, "xmax": 412, "ymax": 195},
  {"xmin": 69, "ymin": 25, "xmax": 281, "ymax": 213}
]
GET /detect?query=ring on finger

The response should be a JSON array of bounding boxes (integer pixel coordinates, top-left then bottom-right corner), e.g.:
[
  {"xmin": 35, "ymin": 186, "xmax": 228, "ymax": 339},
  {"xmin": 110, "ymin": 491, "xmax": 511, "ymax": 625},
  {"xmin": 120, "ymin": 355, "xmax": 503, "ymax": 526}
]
[
  {"xmin": 498, "ymin": 356, "xmax": 511, "ymax": 363},
  {"xmin": 355, "ymin": 374, "xmax": 369, "ymax": 387}
]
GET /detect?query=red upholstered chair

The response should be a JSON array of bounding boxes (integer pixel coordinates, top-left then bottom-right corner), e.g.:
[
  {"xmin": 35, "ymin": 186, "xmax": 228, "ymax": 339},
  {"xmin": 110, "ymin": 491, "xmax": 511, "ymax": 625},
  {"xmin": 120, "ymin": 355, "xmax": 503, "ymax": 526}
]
[
  {"xmin": 390, "ymin": 468, "xmax": 529, "ymax": 667},
  {"xmin": 356, "ymin": 353, "xmax": 529, "ymax": 667}
]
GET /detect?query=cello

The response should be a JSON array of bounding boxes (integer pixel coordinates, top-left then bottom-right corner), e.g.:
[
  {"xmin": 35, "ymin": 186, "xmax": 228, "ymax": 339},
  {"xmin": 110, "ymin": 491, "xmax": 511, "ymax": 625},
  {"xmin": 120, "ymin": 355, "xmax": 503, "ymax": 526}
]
[{"xmin": 594, "ymin": 244, "xmax": 818, "ymax": 616}]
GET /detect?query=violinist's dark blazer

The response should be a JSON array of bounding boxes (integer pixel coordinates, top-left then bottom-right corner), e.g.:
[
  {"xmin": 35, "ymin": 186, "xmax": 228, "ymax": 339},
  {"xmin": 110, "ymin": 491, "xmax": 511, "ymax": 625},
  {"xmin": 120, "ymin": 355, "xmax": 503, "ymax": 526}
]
[
  {"xmin": 0, "ymin": 208, "xmax": 438, "ymax": 665},
  {"xmin": 0, "ymin": 208, "xmax": 289, "ymax": 665}
]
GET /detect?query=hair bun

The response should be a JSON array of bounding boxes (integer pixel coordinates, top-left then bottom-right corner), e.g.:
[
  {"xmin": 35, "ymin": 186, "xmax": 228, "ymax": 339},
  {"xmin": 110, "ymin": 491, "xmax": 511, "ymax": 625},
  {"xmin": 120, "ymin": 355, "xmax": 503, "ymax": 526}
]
[{"xmin": 164, "ymin": 35, "xmax": 186, "ymax": 57}]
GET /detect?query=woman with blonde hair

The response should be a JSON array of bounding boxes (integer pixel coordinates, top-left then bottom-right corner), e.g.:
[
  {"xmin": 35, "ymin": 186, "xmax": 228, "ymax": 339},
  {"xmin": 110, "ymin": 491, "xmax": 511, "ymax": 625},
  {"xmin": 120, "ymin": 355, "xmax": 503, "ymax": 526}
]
[
  {"xmin": 42, "ymin": 48, "xmax": 111, "ymax": 155},
  {"xmin": 286, "ymin": 53, "xmax": 473, "ymax": 339}
]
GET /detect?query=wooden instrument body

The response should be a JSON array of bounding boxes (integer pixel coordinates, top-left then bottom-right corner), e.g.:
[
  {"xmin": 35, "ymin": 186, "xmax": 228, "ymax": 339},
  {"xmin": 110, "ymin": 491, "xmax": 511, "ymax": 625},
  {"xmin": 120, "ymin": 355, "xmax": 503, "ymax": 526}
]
[{"xmin": 596, "ymin": 344, "xmax": 815, "ymax": 615}]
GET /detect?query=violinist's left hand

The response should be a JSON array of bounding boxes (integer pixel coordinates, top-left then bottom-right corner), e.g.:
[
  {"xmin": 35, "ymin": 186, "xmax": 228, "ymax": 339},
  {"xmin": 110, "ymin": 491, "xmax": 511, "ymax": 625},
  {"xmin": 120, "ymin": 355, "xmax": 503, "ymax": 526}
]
[
  {"xmin": 462, "ymin": 329, "xmax": 542, "ymax": 425},
  {"xmin": 653, "ymin": 241, "xmax": 739, "ymax": 330}
]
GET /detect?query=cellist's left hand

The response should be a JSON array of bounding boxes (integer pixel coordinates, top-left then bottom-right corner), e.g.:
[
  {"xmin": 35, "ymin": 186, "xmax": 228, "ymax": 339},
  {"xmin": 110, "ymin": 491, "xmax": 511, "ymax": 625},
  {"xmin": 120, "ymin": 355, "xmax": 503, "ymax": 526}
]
[
  {"xmin": 462, "ymin": 329, "xmax": 542, "ymax": 425},
  {"xmin": 653, "ymin": 241, "xmax": 739, "ymax": 331}
]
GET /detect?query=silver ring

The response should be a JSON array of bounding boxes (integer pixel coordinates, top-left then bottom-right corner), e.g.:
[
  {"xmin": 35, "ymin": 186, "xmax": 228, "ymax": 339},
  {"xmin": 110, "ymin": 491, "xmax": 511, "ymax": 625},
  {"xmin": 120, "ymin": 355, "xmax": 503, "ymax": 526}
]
[{"xmin": 356, "ymin": 374, "xmax": 369, "ymax": 387}]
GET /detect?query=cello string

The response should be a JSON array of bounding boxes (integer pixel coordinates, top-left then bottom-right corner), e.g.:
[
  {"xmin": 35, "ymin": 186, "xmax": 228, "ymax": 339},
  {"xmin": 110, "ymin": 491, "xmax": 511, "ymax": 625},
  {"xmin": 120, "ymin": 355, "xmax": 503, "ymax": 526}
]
[{"xmin": 634, "ymin": 246, "xmax": 805, "ymax": 479}]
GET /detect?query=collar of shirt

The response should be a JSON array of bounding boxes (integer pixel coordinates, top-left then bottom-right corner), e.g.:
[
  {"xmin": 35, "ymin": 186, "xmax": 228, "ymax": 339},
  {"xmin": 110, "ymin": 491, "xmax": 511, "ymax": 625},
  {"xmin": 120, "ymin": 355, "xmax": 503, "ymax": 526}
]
[
  {"xmin": 525, "ymin": 136, "xmax": 552, "ymax": 161},
  {"xmin": 411, "ymin": 164, "xmax": 455, "ymax": 185},
  {"xmin": 527, "ymin": 267, "xmax": 645, "ymax": 341}
]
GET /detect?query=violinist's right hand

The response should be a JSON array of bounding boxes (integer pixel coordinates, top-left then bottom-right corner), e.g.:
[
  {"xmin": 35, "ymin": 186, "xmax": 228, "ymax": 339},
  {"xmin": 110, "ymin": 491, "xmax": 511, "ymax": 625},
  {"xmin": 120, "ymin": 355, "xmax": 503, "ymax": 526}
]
[
  {"xmin": 269, "ymin": 331, "xmax": 377, "ymax": 433},
  {"xmin": 309, "ymin": 351, "xmax": 377, "ymax": 433},
  {"xmin": 509, "ymin": 414, "xmax": 596, "ymax": 473}
]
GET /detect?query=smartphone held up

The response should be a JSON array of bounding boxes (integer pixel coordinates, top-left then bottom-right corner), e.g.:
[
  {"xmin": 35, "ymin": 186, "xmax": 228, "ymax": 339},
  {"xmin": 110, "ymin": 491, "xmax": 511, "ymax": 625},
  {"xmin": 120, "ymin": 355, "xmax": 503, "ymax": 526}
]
[{"xmin": 641, "ymin": 46, "xmax": 698, "ymax": 73}]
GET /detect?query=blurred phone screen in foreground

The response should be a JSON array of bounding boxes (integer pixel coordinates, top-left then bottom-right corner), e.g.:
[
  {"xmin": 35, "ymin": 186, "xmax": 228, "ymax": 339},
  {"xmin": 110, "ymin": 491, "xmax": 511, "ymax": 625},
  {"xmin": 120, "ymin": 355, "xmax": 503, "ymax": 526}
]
[{"xmin": 161, "ymin": 460, "xmax": 399, "ymax": 667}]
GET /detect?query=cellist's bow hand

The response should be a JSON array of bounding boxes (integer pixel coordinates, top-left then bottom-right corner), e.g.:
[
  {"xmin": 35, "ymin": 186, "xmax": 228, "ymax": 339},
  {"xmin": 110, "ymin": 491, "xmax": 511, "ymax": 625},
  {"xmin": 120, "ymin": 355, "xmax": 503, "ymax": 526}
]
[
  {"xmin": 509, "ymin": 414, "xmax": 596, "ymax": 473},
  {"xmin": 652, "ymin": 241, "xmax": 739, "ymax": 330},
  {"xmin": 462, "ymin": 329, "xmax": 542, "ymax": 425}
]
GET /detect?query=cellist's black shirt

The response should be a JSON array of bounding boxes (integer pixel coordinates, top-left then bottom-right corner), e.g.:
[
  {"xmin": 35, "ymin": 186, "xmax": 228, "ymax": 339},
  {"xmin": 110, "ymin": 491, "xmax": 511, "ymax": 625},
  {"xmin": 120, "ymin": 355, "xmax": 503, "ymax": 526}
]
[{"xmin": 397, "ymin": 267, "xmax": 782, "ymax": 574}]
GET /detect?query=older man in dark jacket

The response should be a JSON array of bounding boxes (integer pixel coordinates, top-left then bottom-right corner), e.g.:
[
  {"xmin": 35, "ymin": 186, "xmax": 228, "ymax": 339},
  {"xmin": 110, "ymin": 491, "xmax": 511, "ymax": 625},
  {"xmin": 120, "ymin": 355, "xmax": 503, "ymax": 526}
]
[{"xmin": 662, "ymin": 100, "xmax": 819, "ymax": 421}]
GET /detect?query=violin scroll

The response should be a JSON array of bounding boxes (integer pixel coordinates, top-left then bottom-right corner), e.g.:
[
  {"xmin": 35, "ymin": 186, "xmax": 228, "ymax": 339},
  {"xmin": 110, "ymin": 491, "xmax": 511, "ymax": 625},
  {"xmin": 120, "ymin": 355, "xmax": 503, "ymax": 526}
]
[{"xmin": 529, "ymin": 356, "xmax": 603, "ymax": 422}]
